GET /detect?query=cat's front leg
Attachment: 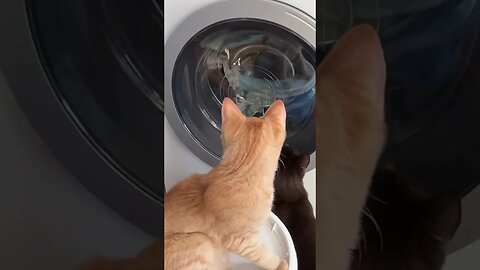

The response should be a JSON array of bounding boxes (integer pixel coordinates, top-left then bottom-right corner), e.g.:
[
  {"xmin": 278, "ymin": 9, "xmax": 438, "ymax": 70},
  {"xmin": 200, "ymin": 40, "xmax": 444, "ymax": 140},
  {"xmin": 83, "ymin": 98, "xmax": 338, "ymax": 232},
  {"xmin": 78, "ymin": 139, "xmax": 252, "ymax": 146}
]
[
  {"xmin": 275, "ymin": 260, "xmax": 289, "ymax": 270},
  {"xmin": 224, "ymin": 236, "xmax": 288, "ymax": 270}
]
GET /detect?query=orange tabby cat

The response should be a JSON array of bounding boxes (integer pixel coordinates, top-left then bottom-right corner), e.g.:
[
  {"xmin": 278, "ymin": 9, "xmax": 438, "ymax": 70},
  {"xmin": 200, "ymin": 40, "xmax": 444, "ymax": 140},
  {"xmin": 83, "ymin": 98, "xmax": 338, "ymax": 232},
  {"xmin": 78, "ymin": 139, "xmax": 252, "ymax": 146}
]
[
  {"xmin": 164, "ymin": 98, "xmax": 288, "ymax": 270},
  {"xmin": 316, "ymin": 24, "xmax": 386, "ymax": 270},
  {"xmin": 79, "ymin": 99, "xmax": 287, "ymax": 270}
]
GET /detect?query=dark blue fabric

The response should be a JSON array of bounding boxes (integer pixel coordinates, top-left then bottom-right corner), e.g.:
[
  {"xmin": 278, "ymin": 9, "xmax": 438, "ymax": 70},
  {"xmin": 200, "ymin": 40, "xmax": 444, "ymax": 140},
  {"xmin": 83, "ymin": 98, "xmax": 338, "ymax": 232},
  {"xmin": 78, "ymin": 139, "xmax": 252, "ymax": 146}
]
[{"xmin": 381, "ymin": 0, "xmax": 479, "ymax": 119}]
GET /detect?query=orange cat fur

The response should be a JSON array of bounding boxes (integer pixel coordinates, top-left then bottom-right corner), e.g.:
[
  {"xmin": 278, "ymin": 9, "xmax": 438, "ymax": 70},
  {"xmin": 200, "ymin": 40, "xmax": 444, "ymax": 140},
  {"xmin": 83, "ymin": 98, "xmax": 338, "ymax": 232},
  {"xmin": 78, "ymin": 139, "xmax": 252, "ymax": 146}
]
[
  {"xmin": 316, "ymin": 24, "xmax": 386, "ymax": 270},
  {"xmin": 164, "ymin": 98, "xmax": 288, "ymax": 270}
]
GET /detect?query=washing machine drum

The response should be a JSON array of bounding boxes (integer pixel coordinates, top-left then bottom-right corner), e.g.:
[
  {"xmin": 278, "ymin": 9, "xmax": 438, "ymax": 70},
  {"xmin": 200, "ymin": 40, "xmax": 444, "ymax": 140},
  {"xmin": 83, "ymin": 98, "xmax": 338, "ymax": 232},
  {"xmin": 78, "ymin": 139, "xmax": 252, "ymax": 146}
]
[{"xmin": 172, "ymin": 19, "xmax": 316, "ymax": 162}]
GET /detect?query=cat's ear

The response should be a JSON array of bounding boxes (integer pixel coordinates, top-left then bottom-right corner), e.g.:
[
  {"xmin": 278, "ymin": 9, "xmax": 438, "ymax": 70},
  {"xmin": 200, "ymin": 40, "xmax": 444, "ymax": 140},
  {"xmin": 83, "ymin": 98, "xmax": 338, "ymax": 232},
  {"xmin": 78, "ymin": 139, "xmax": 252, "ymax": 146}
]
[
  {"xmin": 297, "ymin": 154, "xmax": 310, "ymax": 170},
  {"xmin": 317, "ymin": 24, "xmax": 386, "ymax": 104},
  {"xmin": 264, "ymin": 100, "xmax": 286, "ymax": 129},
  {"xmin": 222, "ymin": 98, "xmax": 244, "ymax": 126},
  {"xmin": 422, "ymin": 197, "xmax": 462, "ymax": 244}
]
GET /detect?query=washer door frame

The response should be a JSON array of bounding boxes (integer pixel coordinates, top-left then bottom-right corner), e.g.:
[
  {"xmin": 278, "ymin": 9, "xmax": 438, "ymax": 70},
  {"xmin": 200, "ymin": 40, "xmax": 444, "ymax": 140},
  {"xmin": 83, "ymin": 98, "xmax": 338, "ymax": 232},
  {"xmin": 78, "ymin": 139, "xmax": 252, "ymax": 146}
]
[
  {"xmin": 0, "ymin": 0, "xmax": 162, "ymax": 237},
  {"xmin": 164, "ymin": 0, "xmax": 316, "ymax": 171}
]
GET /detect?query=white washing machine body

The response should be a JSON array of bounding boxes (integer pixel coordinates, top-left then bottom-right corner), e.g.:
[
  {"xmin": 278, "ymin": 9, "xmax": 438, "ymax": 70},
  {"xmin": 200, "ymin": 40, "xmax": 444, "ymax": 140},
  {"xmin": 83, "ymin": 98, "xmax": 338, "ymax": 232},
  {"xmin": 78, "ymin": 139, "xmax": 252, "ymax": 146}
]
[{"xmin": 164, "ymin": 0, "xmax": 316, "ymax": 209}]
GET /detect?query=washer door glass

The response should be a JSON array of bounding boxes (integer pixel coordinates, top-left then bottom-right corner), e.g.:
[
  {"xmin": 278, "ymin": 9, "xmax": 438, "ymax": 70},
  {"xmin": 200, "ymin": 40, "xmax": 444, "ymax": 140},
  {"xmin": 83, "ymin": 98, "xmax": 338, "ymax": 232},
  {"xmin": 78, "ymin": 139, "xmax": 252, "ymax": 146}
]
[
  {"xmin": 173, "ymin": 19, "xmax": 316, "ymax": 161},
  {"xmin": 27, "ymin": 0, "xmax": 164, "ymax": 200}
]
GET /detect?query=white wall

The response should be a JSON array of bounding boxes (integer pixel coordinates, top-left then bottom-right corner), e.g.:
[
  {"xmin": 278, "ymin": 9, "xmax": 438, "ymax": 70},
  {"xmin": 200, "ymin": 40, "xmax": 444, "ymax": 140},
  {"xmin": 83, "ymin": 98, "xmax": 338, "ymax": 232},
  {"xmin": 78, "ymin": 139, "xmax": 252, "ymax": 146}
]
[
  {"xmin": 304, "ymin": 170, "xmax": 316, "ymax": 215},
  {"xmin": 444, "ymin": 240, "xmax": 480, "ymax": 270}
]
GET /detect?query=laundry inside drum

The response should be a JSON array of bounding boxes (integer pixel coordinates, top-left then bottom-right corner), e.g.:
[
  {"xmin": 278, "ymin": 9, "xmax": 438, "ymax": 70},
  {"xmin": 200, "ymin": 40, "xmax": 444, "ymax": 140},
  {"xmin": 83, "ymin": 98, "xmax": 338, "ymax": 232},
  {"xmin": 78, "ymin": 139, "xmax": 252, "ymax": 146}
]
[{"xmin": 200, "ymin": 29, "xmax": 316, "ymax": 137}]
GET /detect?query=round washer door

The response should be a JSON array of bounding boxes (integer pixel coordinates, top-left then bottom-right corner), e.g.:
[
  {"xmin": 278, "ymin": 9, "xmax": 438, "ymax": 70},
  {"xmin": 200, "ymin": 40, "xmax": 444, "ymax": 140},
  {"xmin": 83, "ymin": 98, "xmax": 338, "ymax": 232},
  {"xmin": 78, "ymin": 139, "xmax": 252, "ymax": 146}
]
[
  {"xmin": 165, "ymin": 0, "xmax": 316, "ymax": 170},
  {"xmin": 0, "ymin": 0, "xmax": 164, "ymax": 236}
]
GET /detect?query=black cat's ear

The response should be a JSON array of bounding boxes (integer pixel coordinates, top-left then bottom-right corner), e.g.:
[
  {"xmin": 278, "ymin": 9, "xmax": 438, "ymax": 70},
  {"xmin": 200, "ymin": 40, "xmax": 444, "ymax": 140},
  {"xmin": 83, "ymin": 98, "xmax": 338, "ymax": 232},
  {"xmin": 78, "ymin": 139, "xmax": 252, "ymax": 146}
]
[
  {"xmin": 281, "ymin": 144, "xmax": 291, "ymax": 154},
  {"xmin": 297, "ymin": 154, "xmax": 310, "ymax": 170},
  {"xmin": 422, "ymin": 196, "xmax": 462, "ymax": 243}
]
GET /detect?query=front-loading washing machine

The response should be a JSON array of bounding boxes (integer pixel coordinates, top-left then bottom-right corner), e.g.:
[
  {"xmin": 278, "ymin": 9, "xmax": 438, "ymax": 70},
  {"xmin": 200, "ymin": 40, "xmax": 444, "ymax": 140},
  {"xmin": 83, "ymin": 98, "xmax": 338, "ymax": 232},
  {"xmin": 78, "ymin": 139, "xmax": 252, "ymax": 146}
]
[{"xmin": 164, "ymin": 0, "xmax": 317, "ymax": 208}]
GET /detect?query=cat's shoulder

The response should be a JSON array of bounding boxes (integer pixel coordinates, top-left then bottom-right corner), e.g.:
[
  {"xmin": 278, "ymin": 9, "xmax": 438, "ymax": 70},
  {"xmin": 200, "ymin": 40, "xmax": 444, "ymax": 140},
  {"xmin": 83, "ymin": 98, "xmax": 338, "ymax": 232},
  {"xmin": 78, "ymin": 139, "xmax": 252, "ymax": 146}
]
[{"xmin": 167, "ymin": 173, "xmax": 208, "ymax": 194}]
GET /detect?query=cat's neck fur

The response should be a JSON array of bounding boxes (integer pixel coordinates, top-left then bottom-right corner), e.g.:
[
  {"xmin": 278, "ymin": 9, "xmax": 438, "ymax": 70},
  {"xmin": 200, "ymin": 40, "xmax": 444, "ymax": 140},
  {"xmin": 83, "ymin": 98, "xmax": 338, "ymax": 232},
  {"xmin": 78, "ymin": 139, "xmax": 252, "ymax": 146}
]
[{"xmin": 216, "ymin": 140, "xmax": 279, "ymax": 180}]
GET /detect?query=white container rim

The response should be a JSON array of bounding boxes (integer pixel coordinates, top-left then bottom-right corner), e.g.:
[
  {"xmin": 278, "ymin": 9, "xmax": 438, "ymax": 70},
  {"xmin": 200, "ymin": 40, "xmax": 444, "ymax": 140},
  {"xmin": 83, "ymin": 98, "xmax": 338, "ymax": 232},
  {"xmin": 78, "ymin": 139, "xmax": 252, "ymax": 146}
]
[{"xmin": 267, "ymin": 211, "xmax": 298, "ymax": 270}]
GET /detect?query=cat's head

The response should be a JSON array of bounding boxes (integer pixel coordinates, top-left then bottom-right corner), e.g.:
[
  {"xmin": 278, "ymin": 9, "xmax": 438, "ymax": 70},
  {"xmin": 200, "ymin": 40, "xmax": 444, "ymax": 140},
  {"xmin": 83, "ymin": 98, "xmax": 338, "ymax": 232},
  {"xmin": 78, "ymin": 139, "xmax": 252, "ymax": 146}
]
[
  {"xmin": 351, "ymin": 168, "xmax": 462, "ymax": 270},
  {"xmin": 220, "ymin": 98, "xmax": 286, "ymax": 162},
  {"xmin": 274, "ymin": 145, "xmax": 310, "ymax": 202}
]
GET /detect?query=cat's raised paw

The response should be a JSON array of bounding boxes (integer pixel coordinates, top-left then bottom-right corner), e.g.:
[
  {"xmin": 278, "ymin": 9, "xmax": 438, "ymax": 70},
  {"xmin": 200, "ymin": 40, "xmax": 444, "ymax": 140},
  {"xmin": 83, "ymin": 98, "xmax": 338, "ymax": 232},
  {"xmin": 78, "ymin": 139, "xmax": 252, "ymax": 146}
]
[{"xmin": 275, "ymin": 260, "xmax": 288, "ymax": 270}]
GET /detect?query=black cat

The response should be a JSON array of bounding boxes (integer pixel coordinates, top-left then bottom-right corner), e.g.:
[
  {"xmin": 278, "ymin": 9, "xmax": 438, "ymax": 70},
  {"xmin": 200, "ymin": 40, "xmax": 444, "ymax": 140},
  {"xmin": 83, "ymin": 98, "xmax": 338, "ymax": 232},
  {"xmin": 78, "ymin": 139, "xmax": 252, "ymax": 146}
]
[
  {"xmin": 351, "ymin": 167, "xmax": 462, "ymax": 270},
  {"xmin": 273, "ymin": 145, "xmax": 316, "ymax": 270}
]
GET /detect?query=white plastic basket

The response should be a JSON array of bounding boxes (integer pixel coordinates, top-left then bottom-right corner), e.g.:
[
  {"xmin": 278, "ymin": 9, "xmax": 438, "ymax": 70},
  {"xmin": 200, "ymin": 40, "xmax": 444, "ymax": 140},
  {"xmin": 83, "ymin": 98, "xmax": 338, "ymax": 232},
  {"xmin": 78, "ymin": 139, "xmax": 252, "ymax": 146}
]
[{"xmin": 229, "ymin": 212, "xmax": 298, "ymax": 270}]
